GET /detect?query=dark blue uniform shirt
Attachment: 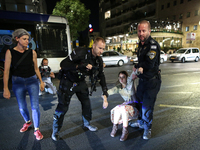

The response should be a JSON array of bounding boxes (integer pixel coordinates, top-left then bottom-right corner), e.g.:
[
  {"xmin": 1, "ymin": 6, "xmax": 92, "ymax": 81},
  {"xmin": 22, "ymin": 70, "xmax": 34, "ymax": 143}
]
[{"xmin": 135, "ymin": 36, "xmax": 160, "ymax": 79}]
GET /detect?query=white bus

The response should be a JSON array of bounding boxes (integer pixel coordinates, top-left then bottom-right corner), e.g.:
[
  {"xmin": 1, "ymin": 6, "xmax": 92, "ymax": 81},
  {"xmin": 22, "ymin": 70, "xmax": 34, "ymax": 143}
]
[{"xmin": 0, "ymin": 10, "xmax": 72, "ymax": 80}]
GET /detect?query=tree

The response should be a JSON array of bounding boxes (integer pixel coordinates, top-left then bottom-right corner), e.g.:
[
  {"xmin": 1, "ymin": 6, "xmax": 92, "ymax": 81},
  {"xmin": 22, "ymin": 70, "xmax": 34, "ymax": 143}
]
[{"xmin": 52, "ymin": 0, "xmax": 91, "ymax": 46}]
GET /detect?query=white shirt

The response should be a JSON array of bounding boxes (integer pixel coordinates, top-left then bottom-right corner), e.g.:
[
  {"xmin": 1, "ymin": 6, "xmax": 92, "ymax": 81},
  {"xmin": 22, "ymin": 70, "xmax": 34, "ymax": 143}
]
[{"xmin": 107, "ymin": 71, "xmax": 137, "ymax": 103}]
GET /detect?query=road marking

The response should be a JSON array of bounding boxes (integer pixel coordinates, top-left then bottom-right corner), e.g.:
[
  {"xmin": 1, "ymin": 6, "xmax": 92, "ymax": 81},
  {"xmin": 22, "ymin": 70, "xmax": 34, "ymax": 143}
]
[
  {"xmin": 173, "ymin": 73, "xmax": 188, "ymax": 75},
  {"xmin": 159, "ymin": 104, "xmax": 200, "ymax": 109},
  {"xmin": 161, "ymin": 92, "xmax": 193, "ymax": 94},
  {"xmin": 190, "ymin": 82, "xmax": 200, "ymax": 84},
  {"xmin": 163, "ymin": 85, "xmax": 184, "ymax": 88}
]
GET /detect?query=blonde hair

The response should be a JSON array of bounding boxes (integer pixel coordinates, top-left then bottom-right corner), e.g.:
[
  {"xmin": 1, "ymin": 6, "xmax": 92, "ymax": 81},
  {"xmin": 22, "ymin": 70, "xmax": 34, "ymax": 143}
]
[{"xmin": 93, "ymin": 37, "xmax": 105, "ymax": 45}]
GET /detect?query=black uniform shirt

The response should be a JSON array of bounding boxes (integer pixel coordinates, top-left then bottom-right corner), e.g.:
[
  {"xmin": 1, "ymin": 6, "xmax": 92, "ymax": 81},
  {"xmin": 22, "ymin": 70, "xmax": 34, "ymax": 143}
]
[
  {"xmin": 135, "ymin": 36, "xmax": 160, "ymax": 79},
  {"xmin": 60, "ymin": 47, "xmax": 108, "ymax": 94}
]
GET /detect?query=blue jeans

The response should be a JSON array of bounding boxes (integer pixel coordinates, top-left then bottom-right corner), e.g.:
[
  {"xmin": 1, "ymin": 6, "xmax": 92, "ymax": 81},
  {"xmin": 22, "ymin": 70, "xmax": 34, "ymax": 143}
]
[{"xmin": 12, "ymin": 75, "xmax": 40, "ymax": 128}]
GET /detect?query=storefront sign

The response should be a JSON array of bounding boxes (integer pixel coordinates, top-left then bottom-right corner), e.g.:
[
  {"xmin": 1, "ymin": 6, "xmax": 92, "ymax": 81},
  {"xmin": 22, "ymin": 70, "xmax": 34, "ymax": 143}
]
[{"xmin": 186, "ymin": 33, "xmax": 196, "ymax": 40}]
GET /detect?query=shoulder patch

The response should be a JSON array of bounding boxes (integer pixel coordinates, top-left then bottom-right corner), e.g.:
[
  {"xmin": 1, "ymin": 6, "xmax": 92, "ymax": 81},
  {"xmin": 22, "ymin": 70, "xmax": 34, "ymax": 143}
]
[
  {"xmin": 150, "ymin": 39, "xmax": 155, "ymax": 44},
  {"xmin": 147, "ymin": 50, "xmax": 156, "ymax": 60},
  {"xmin": 151, "ymin": 45, "xmax": 157, "ymax": 49}
]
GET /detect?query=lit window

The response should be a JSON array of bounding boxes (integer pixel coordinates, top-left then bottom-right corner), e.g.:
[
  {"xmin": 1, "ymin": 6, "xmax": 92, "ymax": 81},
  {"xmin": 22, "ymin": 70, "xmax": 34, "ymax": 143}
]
[
  {"xmin": 105, "ymin": 10, "xmax": 111, "ymax": 19},
  {"xmin": 186, "ymin": 26, "xmax": 189, "ymax": 31},
  {"xmin": 194, "ymin": 25, "xmax": 197, "ymax": 30},
  {"xmin": 187, "ymin": 12, "xmax": 190, "ymax": 18}
]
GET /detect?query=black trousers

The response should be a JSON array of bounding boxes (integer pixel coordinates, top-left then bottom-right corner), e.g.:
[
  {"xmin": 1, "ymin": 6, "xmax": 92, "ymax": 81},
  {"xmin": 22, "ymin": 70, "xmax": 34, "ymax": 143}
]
[
  {"xmin": 135, "ymin": 77, "xmax": 161, "ymax": 130},
  {"xmin": 53, "ymin": 78, "xmax": 91, "ymax": 134}
]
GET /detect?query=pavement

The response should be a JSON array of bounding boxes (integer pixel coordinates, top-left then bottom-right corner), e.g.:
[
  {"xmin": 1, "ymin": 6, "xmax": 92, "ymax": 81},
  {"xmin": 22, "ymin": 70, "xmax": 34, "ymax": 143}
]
[
  {"xmin": 2, "ymin": 61, "xmax": 200, "ymax": 150},
  {"xmin": 0, "ymin": 78, "xmax": 151, "ymax": 150}
]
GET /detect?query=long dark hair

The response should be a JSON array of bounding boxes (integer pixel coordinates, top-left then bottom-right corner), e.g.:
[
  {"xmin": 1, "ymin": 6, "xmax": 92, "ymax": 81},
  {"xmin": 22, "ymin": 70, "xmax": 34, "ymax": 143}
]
[{"xmin": 116, "ymin": 70, "xmax": 129, "ymax": 87}]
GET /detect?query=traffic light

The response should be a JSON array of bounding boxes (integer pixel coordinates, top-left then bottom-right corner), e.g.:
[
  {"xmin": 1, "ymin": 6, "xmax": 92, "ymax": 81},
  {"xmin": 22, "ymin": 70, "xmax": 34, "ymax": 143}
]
[{"xmin": 89, "ymin": 28, "xmax": 93, "ymax": 33}]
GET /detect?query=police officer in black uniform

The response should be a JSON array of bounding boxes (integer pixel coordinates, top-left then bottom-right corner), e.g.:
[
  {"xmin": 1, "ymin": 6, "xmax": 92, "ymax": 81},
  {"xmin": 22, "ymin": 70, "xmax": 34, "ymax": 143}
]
[
  {"xmin": 129, "ymin": 20, "xmax": 161, "ymax": 140},
  {"xmin": 52, "ymin": 37, "xmax": 108, "ymax": 141}
]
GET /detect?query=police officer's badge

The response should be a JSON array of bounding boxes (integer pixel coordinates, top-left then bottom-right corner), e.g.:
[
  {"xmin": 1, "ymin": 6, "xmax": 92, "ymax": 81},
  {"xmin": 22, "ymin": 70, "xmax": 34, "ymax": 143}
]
[{"xmin": 148, "ymin": 51, "xmax": 156, "ymax": 59}]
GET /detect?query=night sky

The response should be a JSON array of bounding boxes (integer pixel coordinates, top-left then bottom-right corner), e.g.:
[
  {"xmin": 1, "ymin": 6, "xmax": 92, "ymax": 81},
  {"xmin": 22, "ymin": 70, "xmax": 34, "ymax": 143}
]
[{"xmin": 46, "ymin": 0, "xmax": 99, "ymax": 32}]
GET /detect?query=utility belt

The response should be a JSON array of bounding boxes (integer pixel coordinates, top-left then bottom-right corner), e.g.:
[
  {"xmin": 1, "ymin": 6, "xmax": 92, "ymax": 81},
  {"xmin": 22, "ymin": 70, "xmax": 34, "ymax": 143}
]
[
  {"xmin": 57, "ymin": 69, "xmax": 85, "ymax": 82},
  {"xmin": 140, "ymin": 76, "xmax": 157, "ymax": 82},
  {"xmin": 140, "ymin": 71, "xmax": 161, "ymax": 82}
]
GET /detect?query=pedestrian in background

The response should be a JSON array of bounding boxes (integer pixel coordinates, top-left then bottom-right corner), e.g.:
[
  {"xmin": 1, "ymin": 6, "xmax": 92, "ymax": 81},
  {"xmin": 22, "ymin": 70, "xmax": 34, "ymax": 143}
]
[
  {"xmin": 129, "ymin": 20, "xmax": 161, "ymax": 140},
  {"xmin": 103, "ymin": 69, "xmax": 142, "ymax": 141},
  {"xmin": 3, "ymin": 28, "xmax": 44, "ymax": 140},
  {"xmin": 39, "ymin": 58, "xmax": 57, "ymax": 95},
  {"xmin": 52, "ymin": 37, "xmax": 108, "ymax": 141}
]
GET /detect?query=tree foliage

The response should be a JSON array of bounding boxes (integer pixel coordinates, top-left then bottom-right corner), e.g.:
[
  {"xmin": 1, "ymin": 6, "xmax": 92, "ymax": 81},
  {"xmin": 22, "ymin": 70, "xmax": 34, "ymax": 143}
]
[{"xmin": 52, "ymin": 0, "xmax": 90, "ymax": 42}]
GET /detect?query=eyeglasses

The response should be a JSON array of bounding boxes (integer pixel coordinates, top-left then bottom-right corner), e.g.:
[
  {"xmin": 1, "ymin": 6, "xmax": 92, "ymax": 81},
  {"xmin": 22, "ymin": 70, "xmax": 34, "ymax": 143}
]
[{"xmin": 118, "ymin": 76, "xmax": 126, "ymax": 79}]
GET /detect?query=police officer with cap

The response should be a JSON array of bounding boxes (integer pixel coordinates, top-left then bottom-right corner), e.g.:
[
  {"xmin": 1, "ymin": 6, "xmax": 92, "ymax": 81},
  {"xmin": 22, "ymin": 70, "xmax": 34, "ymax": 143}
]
[
  {"xmin": 129, "ymin": 20, "xmax": 161, "ymax": 140},
  {"xmin": 52, "ymin": 37, "xmax": 108, "ymax": 141}
]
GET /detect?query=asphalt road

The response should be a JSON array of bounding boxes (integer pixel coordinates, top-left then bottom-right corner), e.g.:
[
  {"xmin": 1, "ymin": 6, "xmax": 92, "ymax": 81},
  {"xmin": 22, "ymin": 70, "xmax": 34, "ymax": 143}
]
[{"xmin": 1, "ymin": 60, "xmax": 200, "ymax": 150}]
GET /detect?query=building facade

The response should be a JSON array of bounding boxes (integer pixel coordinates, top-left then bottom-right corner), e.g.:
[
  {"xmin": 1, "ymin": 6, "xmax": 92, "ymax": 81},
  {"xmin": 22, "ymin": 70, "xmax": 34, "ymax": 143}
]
[
  {"xmin": 0, "ymin": 0, "xmax": 47, "ymax": 14},
  {"xmin": 99, "ymin": 0, "xmax": 200, "ymax": 53},
  {"xmin": 157, "ymin": 0, "xmax": 200, "ymax": 49}
]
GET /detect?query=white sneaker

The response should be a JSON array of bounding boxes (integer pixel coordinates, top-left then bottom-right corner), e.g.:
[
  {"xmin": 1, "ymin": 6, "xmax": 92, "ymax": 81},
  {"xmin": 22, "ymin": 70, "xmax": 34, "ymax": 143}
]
[
  {"xmin": 83, "ymin": 124, "xmax": 98, "ymax": 131},
  {"xmin": 45, "ymin": 88, "xmax": 48, "ymax": 93},
  {"xmin": 143, "ymin": 129, "xmax": 151, "ymax": 140}
]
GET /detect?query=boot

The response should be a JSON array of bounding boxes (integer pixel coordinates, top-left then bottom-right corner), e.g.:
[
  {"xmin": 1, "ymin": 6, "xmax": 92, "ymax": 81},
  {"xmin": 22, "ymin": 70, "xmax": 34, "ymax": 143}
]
[
  {"xmin": 120, "ymin": 127, "xmax": 129, "ymax": 141},
  {"xmin": 110, "ymin": 124, "xmax": 118, "ymax": 137}
]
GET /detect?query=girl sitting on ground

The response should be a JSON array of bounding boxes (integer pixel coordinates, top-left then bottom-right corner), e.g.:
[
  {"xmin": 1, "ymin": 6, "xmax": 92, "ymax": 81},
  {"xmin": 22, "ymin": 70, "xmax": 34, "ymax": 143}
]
[{"xmin": 102, "ymin": 68, "xmax": 142, "ymax": 141}]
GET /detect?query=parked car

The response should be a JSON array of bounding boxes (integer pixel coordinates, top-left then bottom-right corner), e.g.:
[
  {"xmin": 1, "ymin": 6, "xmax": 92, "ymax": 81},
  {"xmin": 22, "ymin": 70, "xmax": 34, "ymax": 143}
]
[
  {"xmin": 169, "ymin": 47, "xmax": 199, "ymax": 63},
  {"xmin": 129, "ymin": 50, "xmax": 167, "ymax": 64},
  {"xmin": 101, "ymin": 51, "xmax": 128, "ymax": 66},
  {"xmin": 129, "ymin": 55, "xmax": 138, "ymax": 64},
  {"xmin": 160, "ymin": 50, "xmax": 168, "ymax": 63}
]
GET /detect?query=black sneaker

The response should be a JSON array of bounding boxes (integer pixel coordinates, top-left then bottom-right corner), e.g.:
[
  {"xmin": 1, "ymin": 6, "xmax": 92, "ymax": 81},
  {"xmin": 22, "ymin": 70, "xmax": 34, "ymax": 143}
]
[
  {"xmin": 51, "ymin": 133, "xmax": 60, "ymax": 141},
  {"xmin": 143, "ymin": 129, "xmax": 151, "ymax": 140},
  {"xmin": 83, "ymin": 124, "xmax": 98, "ymax": 131}
]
